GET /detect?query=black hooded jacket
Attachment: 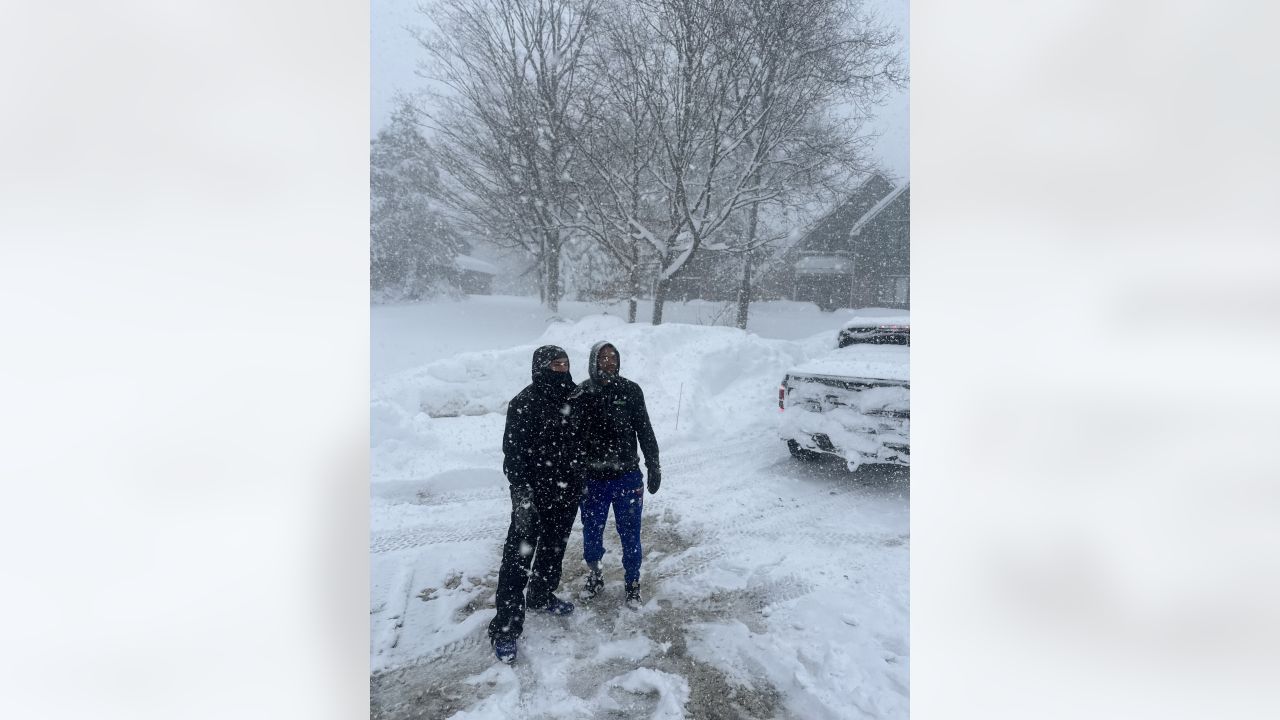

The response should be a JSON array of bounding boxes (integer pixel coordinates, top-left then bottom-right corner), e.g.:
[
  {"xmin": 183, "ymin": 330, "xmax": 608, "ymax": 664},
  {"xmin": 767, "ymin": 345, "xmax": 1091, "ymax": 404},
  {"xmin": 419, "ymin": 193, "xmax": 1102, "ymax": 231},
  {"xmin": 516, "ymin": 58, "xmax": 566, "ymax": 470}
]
[
  {"xmin": 502, "ymin": 345, "xmax": 580, "ymax": 499},
  {"xmin": 568, "ymin": 341, "xmax": 660, "ymax": 478}
]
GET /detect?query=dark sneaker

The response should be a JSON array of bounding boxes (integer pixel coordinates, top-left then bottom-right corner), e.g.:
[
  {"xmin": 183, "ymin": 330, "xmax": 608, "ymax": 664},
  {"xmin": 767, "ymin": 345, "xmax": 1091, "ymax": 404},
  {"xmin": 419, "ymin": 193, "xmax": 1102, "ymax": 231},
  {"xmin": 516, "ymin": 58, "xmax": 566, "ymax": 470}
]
[
  {"xmin": 583, "ymin": 569, "xmax": 604, "ymax": 599},
  {"xmin": 493, "ymin": 637, "xmax": 517, "ymax": 664},
  {"xmin": 624, "ymin": 582, "xmax": 642, "ymax": 609},
  {"xmin": 529, "ymin": 595, "xmax": 575, "ymax": 616}
]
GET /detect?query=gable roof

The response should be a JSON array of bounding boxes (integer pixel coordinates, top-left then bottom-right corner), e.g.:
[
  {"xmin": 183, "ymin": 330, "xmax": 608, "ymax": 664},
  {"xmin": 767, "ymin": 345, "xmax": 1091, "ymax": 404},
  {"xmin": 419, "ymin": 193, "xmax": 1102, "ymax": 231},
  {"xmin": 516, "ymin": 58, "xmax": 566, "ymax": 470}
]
[
  {"xmin": 848, "ymin": 183, "xmax": 909, "ymax": 238},
  {"xmin": 779, "ymin": 173, "xmax": 897, "ymax": 258},
  {"xmin": 454, "ymin": 254, "xmax": 499, "ymax": 275}
]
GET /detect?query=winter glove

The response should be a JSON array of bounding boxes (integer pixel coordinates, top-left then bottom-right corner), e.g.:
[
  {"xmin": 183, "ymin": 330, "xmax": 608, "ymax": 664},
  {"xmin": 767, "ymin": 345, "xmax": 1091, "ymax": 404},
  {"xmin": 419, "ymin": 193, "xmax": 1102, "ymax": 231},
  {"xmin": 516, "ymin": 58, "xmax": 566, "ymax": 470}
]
[{"xmin": 646, "ymin": 466, "xmax": 661, "ymax": 495}]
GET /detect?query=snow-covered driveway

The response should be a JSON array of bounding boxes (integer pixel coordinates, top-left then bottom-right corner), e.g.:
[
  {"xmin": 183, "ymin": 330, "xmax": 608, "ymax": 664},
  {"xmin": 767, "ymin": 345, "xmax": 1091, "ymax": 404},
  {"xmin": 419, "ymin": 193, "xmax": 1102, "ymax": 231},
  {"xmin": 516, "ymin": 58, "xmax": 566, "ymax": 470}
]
[{"xmin": 370, "ymin": 297, "xmax": 909, "ymax": 719}]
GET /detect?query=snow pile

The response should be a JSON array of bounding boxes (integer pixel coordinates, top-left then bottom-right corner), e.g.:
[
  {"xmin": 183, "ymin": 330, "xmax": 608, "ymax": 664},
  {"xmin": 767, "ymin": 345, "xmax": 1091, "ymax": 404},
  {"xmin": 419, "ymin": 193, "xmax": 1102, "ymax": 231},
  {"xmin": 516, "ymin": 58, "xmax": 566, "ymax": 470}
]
[
  {"xmin": 597, "ymin": 668, "xmax": 691, "ymax": 720},
  {"xmin": 371, "ymin": 293, "xmax": 905, "ymax": 380},
  {"xmin": 371, "ymin": 312, "xmax": 815, "ymax": 482},
  {"xmin": 374, "ymin": 348, "xmax": 528, "ymax": 420}
]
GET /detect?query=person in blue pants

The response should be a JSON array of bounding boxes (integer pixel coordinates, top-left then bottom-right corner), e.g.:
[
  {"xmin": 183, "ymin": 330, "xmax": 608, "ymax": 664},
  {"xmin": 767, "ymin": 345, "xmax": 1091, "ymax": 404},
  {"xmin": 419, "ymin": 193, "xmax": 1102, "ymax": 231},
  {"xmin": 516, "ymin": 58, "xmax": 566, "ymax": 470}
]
[{"xmin": 569, "ymin": 341, "xmax": 661, "ymax": 608}]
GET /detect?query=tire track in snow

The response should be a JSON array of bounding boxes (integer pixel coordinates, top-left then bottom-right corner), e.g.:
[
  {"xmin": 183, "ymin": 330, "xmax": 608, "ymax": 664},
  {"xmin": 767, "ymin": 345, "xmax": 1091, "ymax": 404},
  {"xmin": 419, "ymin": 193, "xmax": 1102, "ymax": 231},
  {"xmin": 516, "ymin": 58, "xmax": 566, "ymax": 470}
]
[
  {"xmin": 370, "ymin": 630, "xmax": 494, "ymax": 720},
  {"xmin": 678, "ymin": 573, "xmax": 819, "ymax": 616},
  {"xmin": 729, "ymin": 526, "xmax": 909, "ymax": 550},
  {"xmin": 423, "ymin": 629, "xmax": 489, "ymax": 666},
  {"xmin": 372, "ymin": 566, "xmax": 416, "ymax": 657},
  {"xmin": 422, "ymin": 487, "xmax": 507, "ymax": 507},
  {"xmin": 651, "ymin": 545, "xmax": 728, "ymax": 582},
  {"xmin": 698, "ymin": 455, "xmax": 907, "ymax": 552},
  {"xmin": 371, "ymin": 522, "xmax": 506, "ymax": 554},
  {"xmin": 660, "ymin": 436, "xmax": 762, "ymax": 478}
]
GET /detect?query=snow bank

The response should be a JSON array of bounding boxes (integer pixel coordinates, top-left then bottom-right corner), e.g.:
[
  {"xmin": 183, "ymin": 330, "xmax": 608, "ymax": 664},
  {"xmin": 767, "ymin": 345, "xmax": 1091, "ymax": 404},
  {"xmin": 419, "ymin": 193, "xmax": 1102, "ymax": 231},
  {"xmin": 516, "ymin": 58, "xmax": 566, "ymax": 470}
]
[
  {"xmin": 371, "ymin": 293, "xmax": 906, "ymax": 381},
  {"xmin": 371, "ymin": 312, "xmax": 818, "ymax": 483}
]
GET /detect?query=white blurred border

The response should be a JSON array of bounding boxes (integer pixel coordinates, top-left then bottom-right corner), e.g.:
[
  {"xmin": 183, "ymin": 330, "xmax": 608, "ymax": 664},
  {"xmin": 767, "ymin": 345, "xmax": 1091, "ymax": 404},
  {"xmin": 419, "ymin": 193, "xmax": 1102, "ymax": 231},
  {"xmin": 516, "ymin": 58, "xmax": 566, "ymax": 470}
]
[
  {"xmin": 0, "ymin": 2, "xmax": 369, "ymax": 719},
  {"xmin": 3, "ymin": 1, "xmax": 1280, "ymax": 719},
  {"xmin": 915, "ymin": 0, "xmax": 1280, "ymax": 718}
]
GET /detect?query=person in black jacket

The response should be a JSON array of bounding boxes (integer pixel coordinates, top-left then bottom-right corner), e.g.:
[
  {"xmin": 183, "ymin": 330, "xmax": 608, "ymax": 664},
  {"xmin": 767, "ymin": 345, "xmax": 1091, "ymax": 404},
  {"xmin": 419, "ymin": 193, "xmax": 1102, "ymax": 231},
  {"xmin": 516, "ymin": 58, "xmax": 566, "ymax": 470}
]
[
  {"xmin": 488, "ymin": 345, "xmax": 581, "ymax": 664},
  {"xmin": 569, "ymin": 340, "xmax": 660, "ymax": 608}
]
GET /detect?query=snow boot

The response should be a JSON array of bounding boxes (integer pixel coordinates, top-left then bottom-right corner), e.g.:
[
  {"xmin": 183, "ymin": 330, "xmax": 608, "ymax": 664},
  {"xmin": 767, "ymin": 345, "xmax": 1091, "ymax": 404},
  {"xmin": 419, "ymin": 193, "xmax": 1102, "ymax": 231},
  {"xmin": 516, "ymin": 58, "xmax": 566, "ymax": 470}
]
[
  {"xmin": 529, "ymin": 595, "xmax": 575, "ymax": 616},
  {"xmin": 492, "ymin": 637, "xmax": 517, "ymax": 664},
  {"xmin": 624, "ymin": 582, "xmax": 643, "ymax": 609},
  {"xmin": 583, "ymin": 568, "xmax": 604, "ymax": 599}
]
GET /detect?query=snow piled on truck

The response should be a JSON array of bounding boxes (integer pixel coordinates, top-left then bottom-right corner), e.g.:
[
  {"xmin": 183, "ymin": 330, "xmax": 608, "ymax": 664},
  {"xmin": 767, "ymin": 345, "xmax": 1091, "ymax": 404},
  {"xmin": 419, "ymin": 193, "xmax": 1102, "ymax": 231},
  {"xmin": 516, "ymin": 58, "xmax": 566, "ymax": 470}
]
[{"xmin": 787, "ymin": 344, "xmax": 910, "ymax": 383}]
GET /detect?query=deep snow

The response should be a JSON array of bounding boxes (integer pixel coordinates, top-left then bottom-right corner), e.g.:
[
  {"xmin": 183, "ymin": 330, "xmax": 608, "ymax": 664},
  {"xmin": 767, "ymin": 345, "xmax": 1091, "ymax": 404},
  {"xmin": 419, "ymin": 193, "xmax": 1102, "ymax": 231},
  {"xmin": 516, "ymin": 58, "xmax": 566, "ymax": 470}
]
[{"xmin": 371, "ymin": 295, "xmax": 909, "ymax": 719}]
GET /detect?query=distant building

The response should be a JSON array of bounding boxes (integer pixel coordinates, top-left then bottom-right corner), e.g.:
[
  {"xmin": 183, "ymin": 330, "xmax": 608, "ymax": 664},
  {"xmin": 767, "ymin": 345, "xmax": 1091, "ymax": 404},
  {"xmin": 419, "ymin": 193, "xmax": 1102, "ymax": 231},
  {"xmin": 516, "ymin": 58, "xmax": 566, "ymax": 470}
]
[
  {"xmin": 662, "ymin": 172, "xmax": 909, "ymax": 310},
  {"xmin": 453, "ymin": 254, "xmax": 499, "ymax": 295},
  {"xmin": 662, "ymin": 243, "xmax": 745, "ymax": 303},
  {"xmin": 763, "ymin": 173, "xmax": 909, "ymax": 310}
]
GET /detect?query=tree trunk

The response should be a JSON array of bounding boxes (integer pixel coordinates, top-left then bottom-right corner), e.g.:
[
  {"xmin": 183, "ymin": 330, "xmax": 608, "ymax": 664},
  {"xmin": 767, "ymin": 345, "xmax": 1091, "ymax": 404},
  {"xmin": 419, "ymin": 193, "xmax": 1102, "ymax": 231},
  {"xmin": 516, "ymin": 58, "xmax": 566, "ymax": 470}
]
[
  {"xmin": 628, "ymin": 172, "xmax": 643, "ymax": 324},
  {"xmin": 735, "ymin": 198, "xmax": 762, "ymax": 330},
  {"xmin": 651, "ymin": 276, "xmax": 669, "ymax": 325},
  {"xmin": 545, "ymin": 232, "xmax": 561, "ymax": 313},
  {"xmin": 627, "ymin": 257, "xmax": 639, "ymax": 323},
  {"xmin": 735, "ymin": 254, "xmax": 753, "ymax": 330}
]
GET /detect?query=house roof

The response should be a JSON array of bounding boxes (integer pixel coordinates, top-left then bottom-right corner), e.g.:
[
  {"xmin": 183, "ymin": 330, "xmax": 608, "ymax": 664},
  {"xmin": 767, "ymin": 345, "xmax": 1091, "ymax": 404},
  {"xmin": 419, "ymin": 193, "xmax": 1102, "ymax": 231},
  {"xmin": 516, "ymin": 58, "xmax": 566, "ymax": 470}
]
[
  {"xmin": 774, "ymin": 172, "xmax": 897, "ymax": 260},
  {"xmin": 848, "ymin": 183, "xmax": 909, "ymax": 237},
  {"xmin": 454, "ymin": 254, "xmax": 499, "ymax": 275}
]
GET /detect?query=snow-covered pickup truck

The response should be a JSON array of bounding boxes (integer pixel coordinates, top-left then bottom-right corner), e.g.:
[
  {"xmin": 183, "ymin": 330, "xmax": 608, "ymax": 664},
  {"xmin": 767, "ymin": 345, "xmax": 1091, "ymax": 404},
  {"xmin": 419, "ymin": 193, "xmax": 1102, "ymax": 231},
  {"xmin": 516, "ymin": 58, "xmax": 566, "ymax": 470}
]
[{"xmin": 778, "ymin": 317, "xmax": 910, "ymax": 469}]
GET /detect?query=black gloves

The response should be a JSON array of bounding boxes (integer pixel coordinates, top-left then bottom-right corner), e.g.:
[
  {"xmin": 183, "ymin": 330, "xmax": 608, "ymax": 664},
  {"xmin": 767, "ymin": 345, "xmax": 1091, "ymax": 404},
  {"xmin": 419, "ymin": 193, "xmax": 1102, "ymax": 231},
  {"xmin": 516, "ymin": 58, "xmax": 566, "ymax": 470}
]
[{"xmin": 646, "ymin": 466, "xmax": 661, "ymax": 494}]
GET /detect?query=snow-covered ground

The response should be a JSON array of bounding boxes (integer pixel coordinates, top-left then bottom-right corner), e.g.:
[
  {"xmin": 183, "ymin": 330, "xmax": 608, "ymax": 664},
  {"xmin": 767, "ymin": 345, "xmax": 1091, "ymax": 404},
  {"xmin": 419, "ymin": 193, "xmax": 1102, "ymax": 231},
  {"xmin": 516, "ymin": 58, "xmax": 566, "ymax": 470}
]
[{"xmin": 371, "ymin": 295, "xmax": 909, "ymax": 719}]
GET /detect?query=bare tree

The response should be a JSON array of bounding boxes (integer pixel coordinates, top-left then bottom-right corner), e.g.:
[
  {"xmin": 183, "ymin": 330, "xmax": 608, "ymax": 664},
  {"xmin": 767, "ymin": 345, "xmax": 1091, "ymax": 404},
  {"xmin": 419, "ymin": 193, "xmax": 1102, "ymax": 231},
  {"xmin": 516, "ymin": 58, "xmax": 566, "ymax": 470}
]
[
  {"xmin": 563, "ymin": 0, "xmax": 665, "ymax": 322},
  {"xmin": 415, "ymin": 0, "xmax": 599, "ymax": 312},
  {"xmin": 598, "ymin": 0, "xmax": 901, "ymax": 325},
  {"xmin": 409, "ymin": 0, "xmax": 902, "ymax": 321},
  {"xmin": 625, "ymin": 0, "xmax": 772, "ymax": 325},
  {"xmin": 726, "ymin": 0, "xmax": 905, "ymax": 329}
]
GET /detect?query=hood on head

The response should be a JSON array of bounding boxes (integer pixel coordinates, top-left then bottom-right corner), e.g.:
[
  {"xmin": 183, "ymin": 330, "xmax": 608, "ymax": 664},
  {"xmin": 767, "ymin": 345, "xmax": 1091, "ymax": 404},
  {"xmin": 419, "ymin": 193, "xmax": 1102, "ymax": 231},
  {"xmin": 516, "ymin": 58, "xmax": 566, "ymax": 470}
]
[
  {"xmin": 531, "ymin": 344, "xmax": 573, "ymax": 388},
  {"xmin": 587, "ymin": 340, "xmax": 618, "ymax": 383}
]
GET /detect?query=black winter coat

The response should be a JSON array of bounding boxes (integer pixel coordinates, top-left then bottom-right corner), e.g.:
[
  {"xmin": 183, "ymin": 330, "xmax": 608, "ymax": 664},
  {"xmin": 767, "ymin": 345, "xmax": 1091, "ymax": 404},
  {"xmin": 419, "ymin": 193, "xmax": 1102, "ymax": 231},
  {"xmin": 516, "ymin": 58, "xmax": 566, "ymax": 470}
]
[
  {"xmin": 569, "ymin": 341, "xmax": 659, "ymax": 478},
  {"xmin": 502, "ymin": 345, "xmax": 581, "ymax": 503}
]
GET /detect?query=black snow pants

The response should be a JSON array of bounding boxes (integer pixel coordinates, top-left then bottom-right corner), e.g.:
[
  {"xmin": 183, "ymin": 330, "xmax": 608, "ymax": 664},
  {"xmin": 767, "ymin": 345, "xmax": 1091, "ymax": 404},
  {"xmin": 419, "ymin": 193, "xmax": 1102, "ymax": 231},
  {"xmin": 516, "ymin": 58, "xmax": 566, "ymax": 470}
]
[{"xmin": 487, "ymin": 482, "xmax": 579, "ymax": 642}]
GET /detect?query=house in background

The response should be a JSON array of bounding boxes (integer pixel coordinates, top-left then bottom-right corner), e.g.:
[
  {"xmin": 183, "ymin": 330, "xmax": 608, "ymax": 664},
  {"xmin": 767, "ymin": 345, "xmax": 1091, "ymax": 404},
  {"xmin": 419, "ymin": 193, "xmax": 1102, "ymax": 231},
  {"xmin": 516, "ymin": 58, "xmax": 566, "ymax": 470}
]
[
  {"xmin": 661, "ymin": 172, "xmax": 909, "ymax": 311},
  {"xmin": 453, "ymin": 254, "xmax": 499, "ymax": 294},
  {"xmin": 761, "ymin": 172, "xmax": 909, "ymax": 310},
  {"xmin": 662, "ymin": 243, "xmax": 747, "ymax": 302}
]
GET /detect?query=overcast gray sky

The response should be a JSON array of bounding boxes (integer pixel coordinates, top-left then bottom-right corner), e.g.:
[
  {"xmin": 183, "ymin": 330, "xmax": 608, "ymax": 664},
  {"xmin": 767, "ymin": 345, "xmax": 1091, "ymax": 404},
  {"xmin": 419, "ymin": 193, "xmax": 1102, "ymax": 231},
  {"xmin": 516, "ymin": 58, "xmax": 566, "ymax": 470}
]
[{"xmin": 371, "ymin": 0, "xmax": 908, "ymax": 180}]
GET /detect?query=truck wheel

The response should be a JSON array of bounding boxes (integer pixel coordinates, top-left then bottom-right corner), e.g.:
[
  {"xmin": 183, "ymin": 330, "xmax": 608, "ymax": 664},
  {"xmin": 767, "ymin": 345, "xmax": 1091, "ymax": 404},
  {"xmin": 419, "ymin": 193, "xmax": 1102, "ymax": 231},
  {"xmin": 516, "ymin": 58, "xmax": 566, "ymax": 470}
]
[{"xmin": 787, "ymin": 439, "xmax": 821, "ymax": 461}]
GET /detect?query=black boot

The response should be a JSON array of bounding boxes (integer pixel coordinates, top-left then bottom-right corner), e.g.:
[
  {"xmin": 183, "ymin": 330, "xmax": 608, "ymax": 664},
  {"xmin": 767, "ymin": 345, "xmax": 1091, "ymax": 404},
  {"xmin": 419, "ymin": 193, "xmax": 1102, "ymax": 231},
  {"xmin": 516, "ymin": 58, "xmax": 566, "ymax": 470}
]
[
  {"xmin": 583, "ymin": 567, "xmax": 604, "ymax": 599},
  {"xmin": 492, "ymin": 637, "xmax": 517, "ymax": 664},
  {"xmin": 624, "ymin": 581, "xmax": 642, "ymax": 609},
  {"xmin": 529, "ymin": 594, "xmax": 575, "ymax": 616}
]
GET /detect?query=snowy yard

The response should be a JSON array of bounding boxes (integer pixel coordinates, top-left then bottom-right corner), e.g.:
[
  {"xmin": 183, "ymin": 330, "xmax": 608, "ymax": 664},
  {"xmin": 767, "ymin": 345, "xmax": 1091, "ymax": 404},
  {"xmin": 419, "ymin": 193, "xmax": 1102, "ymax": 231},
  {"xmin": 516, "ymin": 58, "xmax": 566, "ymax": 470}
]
[{"xmin": 370, "ymin": 296, "xmax": 909, "ymax": 719}]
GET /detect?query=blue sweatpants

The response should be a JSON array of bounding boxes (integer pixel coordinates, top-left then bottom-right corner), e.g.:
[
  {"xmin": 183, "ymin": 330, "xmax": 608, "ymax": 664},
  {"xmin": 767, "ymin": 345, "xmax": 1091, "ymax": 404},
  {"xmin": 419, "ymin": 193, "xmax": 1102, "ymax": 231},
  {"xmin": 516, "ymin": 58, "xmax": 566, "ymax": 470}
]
[{"xmin": 580, "ymin": 470, "xmax": 644, "ymax": 584}]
